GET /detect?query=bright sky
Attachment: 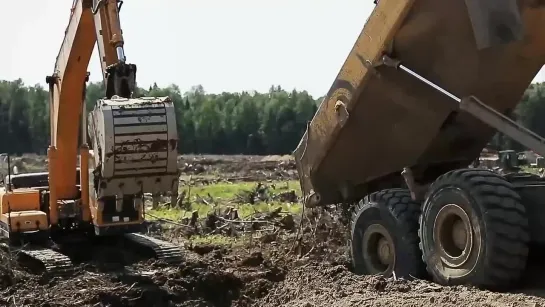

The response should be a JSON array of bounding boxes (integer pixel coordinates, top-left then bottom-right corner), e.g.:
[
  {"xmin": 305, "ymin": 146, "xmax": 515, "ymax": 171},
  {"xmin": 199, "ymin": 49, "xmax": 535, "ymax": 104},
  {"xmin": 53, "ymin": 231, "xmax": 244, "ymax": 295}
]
[{"xmin": 2, "ymin": 0, "xmax": 545, "ymax": 98}]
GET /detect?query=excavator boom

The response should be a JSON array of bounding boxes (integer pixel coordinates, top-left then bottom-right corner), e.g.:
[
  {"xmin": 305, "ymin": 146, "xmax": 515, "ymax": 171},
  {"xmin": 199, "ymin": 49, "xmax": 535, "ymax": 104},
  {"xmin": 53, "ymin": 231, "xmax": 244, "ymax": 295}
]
[
  {"xmin": 46, "ymin": 0, "xmax": 137, "ymax": 203},
  {"xmin": 46, "ymin": 0, "xmax": 95, "ymax": 202}
]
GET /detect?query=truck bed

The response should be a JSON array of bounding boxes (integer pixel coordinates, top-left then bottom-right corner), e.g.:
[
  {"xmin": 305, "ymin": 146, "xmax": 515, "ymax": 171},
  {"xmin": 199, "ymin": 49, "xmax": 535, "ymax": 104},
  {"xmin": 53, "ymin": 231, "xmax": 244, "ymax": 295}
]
[{"xmin": 293, "ymin": 0, "xmax": 545, "ymax": 206}]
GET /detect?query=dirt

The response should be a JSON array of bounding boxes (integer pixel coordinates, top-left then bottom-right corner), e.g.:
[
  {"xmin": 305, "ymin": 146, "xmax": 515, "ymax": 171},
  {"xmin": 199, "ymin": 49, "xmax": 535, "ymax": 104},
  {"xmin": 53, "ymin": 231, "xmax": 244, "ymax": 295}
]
[
  {"xmin": 259, "ymin": 263, "xmax": 545, "ymax": 307},
  {"xmin": 3, "ymin": 155, "xmax": 545, "ymax": 306},
  {"xmin": 3, "ymin": 256, "xmax": 545, "ymax": 307},
  {"xmin": 1, "ymin": 154, "xmax": 298, "ymax": 183},
  {"xmin": 0, "ymin": 258, "xmax": 245, "ymax": 307},
  {"xmin": 177, "ymin": 155, "xmax": 298, "ymax": 182},
  {"xmin": 1, "ymin": 209, "xmax": 545, "ymax": 307}
]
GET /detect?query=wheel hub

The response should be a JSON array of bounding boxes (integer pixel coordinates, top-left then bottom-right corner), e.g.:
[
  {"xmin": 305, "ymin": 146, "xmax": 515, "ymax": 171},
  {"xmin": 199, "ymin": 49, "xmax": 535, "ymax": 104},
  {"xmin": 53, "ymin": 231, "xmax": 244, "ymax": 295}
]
[
  {"xmin": 433, "ymin": 203, "xmax": 475, "ymax": 268},
  {"xmin": 377, "ymin": 237, "xmax": 392, "ymax": 265},
  {"xmin": 362, "ymin": 224, "xmax": 395, "ymax": 275},
  {"xmin": 452, "ymin": 219, "xmax": 467, "ymax": 250}
]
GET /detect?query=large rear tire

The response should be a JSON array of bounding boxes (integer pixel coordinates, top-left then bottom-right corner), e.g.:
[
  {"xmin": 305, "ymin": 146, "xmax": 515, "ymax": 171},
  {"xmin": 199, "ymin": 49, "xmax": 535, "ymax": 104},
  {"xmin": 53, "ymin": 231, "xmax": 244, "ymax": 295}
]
[
  {"xmin": 350, "ymin": 189, "xmax": 426, "ymax": 278},
  {"xmin": 419, "ymin": 169, "xmax": 529, "ymax": 289}
]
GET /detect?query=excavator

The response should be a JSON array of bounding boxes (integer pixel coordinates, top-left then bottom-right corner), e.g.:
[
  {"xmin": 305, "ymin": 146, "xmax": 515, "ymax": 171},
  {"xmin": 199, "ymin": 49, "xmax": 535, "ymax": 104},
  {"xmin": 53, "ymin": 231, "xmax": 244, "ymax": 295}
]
[{"xmin": 0, "ymin": 0, "xmax": 182, "ymax": 274}]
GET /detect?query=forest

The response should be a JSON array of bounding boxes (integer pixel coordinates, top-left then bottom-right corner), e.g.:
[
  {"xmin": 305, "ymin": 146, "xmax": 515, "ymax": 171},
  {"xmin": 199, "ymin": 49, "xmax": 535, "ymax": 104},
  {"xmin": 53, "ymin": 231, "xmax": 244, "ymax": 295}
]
[{"xmin": 0, "ymin": 78, "xmax": 544, "ymax": 155}]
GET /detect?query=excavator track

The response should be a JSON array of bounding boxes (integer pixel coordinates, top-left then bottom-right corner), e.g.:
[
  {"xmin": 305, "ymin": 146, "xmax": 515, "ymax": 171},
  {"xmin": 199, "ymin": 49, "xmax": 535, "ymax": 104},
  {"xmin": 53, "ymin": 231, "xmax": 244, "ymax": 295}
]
[
  {"xmin": 0, "ymin": 243, "xmax": 73, "ymax": 276},
  {"xmin": 123, "ymin": 233, "xmax": 183, "ymax": 264},
  {"xmin": 20, "ymin": 247, "xmax": 73, "ymax": 276}
]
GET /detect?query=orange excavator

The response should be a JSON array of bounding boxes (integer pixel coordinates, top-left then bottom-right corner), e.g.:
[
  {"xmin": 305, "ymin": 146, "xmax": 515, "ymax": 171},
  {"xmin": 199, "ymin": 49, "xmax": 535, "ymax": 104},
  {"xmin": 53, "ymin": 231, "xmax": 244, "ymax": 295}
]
[{"xmin": 0, "ymin": 0, "xmax": 182, "ymax": 274}]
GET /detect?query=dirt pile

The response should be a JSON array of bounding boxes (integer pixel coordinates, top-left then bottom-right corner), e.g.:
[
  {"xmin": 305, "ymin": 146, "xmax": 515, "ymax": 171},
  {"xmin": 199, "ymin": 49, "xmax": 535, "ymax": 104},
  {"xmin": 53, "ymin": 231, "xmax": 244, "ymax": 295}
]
[
  {"xmin": 2, "ymin": 207, "xmax": 545, "ymax": 306},
  {"xmin": 3, "ymin": 149, "xmax": 545, "ymax": 307},
  {"xmin": 0, "ymin": 154, "xmax": 298, "ymax": 184},
  {"xmin": 178, "ymin": 155, "xmax": 297, "ymax": 181},
  {"xmin": 257, "ymin": 261, "xmax": 545, "ymax": 307},
  {"xmin": 0, "ymin": 253, "xmax": 271, "ymax": 307}
]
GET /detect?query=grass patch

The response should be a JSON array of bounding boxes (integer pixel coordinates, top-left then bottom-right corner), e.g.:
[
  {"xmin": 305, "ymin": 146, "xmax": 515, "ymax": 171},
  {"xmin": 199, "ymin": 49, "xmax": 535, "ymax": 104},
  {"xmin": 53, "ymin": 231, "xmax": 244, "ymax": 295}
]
[
  {"xmin": 188, "ymin": 234, "xmax": 242, "ymax": 247},
  {"xmin": 148, "ymin": 180, "xmax": 302, "ymax": 221},
  {"xmin": 182, "ymin": 180, "xmax": 300, "ymax": 201},
  {"xmin": 520, "ymin": 166, "xmax": 542, "ymax": 175}
]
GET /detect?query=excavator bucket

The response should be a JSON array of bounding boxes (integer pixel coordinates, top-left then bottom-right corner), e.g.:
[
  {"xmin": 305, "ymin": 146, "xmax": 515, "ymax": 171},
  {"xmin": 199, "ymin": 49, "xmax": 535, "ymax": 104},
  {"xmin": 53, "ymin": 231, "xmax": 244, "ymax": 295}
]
[
  {"xmin": 464, "ymin": 0, "xmax": 524, "ymax": 49},
  {"xmin": 88, "ymin": 96, "xmax": 179, "ymax": 199}
]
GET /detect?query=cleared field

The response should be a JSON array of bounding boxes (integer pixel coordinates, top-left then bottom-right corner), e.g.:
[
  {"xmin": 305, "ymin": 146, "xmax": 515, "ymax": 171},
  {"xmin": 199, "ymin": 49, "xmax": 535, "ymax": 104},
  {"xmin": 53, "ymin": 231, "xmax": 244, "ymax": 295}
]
[{"xmin": 1, "ymin": 154, "xmax": 545, "ymax": 306}]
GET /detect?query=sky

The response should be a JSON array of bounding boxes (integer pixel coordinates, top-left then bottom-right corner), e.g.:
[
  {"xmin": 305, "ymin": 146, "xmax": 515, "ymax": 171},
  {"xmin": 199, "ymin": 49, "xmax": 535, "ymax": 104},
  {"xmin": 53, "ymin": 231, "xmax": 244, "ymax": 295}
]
[{"xmin": 2, "ymin": 0, "xmax": 545, "ymax": 98}]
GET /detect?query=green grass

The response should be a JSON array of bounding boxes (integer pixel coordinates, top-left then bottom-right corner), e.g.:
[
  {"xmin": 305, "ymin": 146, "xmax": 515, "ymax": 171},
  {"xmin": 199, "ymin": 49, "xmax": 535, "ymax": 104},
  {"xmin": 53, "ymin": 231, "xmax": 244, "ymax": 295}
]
[
  {"xmin": 148, "ymin": 180, "xmax": 302, "ymax": 221},
  {"xmin": 521, "ymin": 166, "xmax": 542, "ymax": 175},
  {"xmin": 188, "ymin": 234, "xmax": 244, "ymax": 247},
  {"xmin": 183, "ymin": 180, "xmax": 300, "ymax": 199}
]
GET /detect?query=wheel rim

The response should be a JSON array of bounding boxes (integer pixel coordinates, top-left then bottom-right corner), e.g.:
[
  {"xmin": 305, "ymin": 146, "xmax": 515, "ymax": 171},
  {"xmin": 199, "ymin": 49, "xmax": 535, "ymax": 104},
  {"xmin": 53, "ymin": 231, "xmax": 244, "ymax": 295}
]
[
  {"xmin": 362, "ymin": 224, "xmax": 395, "ymax": 275},
  {"xmin": 433, "ymin": 203, "xmax": 480, "ymax": 273}
]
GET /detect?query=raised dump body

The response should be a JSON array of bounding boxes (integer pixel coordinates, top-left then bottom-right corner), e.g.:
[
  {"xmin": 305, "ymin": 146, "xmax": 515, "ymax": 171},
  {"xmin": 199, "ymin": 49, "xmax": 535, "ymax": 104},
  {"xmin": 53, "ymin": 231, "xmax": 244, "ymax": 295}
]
[{"xmin": 294, "ymin": 0, "xmax": 545, "ymax": 206}]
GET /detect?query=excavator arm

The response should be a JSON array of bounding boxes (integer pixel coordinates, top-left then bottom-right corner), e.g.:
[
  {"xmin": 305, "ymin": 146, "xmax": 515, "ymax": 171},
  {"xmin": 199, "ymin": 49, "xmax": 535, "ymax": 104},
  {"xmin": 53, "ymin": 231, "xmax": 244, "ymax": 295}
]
[
  {"xmin": 92, "ymin": 0, "xmax": 138, "ymax": 99},
  {"xmin": 92, "ymin": 0, "xmax": 127, "ymax": 73}
]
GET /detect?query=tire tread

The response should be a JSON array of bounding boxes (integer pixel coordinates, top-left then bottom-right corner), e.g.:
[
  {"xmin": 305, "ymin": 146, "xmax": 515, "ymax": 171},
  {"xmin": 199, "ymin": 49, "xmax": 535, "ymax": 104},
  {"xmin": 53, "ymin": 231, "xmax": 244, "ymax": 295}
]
[
  {"xmin": 350, "ymin": 188, "xmax": 426, "ymax": 278},
  {"xmin": 418, "ymin": 168, "xmax": 529, "ymax": 289}
]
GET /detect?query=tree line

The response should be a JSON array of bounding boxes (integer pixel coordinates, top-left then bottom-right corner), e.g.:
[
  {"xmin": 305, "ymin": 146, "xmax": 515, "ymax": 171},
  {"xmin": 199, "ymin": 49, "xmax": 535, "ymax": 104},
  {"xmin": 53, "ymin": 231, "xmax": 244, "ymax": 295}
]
[
  {"xmin": 1, "ymin": 78, "xmax": 545, "ymax": 155},
  {"xmin": 489, "ymin": 82, "xmax": 545, "ymax": 151},
  {"xmin": 0, "ymin": 79, "xmax": 319, "ymax": 155}
]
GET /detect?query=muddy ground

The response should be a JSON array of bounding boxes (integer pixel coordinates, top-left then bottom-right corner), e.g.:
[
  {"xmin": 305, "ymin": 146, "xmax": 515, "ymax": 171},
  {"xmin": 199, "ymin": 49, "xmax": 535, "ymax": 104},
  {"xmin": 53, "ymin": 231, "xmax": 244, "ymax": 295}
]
[
  {"xmin": 5, "ymin": 154, "xmax": 298, "ymax": 182},
  {"xmin": 3, "ymin": 208, "xmax": 545, "ymax": 307},
  {"xmin": 2, "ymin": 155, "xmax": 545, "ymax": 306},
  {"xmin": 177, "ymin": 155, "xmax": 298, "ymax": 182}
]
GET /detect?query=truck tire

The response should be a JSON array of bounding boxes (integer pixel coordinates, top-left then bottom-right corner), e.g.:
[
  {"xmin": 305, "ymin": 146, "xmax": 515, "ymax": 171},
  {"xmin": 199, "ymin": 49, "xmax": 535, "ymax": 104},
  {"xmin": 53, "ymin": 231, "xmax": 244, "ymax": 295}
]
[
  {"xmin": 350, "ymin": 189, "xmax": 426, "ymax": 278},
  {"xmin": 419, "ymin": 169, "xmax": 529, "ymax": 289}
]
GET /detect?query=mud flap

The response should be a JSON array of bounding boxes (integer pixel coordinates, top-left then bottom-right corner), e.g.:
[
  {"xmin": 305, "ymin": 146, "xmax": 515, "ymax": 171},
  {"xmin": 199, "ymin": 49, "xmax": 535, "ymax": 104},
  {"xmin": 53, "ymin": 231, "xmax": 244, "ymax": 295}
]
[{"xmin": 464, "ymin": 0, "xmax": 524, "ymax": 50}]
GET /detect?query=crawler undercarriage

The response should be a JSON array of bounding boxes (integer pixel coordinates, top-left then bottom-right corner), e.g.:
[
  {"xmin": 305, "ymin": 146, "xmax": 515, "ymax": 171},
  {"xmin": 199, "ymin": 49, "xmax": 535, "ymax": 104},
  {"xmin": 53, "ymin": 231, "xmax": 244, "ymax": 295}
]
[
  {"xmin": 0, "ymin": 232, "xmax": 183, "ymax": 276},
  {"xmin": 0, "ymin": 171, "xmax": 183, "ymax": 276}
]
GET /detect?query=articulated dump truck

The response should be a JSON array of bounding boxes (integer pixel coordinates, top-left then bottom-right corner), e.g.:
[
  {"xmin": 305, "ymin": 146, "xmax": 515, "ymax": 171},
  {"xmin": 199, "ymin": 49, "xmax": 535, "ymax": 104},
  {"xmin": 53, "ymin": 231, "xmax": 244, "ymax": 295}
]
[{"xmin": 294, "ymin": 0, "xmax": 545, "ymax": 290}]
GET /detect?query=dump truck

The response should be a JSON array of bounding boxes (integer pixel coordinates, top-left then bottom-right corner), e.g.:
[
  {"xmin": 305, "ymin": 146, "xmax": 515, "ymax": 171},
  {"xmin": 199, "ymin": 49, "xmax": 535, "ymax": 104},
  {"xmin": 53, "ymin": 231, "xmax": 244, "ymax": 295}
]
[{"xmin": 294, "ymin": 0, "xmax": 545, "ymax": 290}]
